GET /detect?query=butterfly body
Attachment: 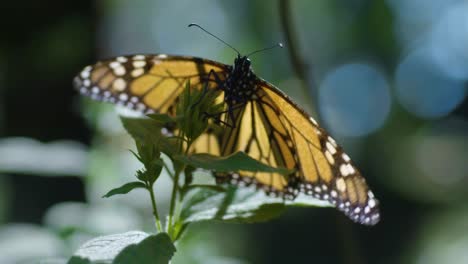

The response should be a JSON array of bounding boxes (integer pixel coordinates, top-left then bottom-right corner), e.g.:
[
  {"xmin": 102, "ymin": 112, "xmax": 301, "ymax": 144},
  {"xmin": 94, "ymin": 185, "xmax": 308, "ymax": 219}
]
[
  {"xmin": 74, "ymin": 53, "xmax": 380, "ymax": 225},
  {"xmin": 213, "ymin": 55, "xmax": 258, "ymax": 126}
]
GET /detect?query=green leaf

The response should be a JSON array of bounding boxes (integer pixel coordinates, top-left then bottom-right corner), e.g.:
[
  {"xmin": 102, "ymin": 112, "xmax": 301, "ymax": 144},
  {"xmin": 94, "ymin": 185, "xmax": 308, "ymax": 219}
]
[
  {"xmin": 135, "ymin": 139, "xmax": 159, "ymax": 166},
  {"xmin": 180, "ymin": 187, "xmax": 286, "ymax": 225},
  {"xmin": 175, "ymin": 152, "xmax": 294, "ymax": 174},
  {"xmin": 146, "ymin": 113, "xmax": 176, "ymax": 124},
  {"xmin": 175, "ymin": 81, "xmax": 224, "ymax": 143},
  {"xmin": 113, "ymin": 233, "xmax": 176, "ymax": 264},
  {"xmin": 67, "ymin": 256, "xmax": 92, "ymax": 264},
  {"xmin": 102, "ymin": 182, "xmax": 147, "ymax": 198},
  {"xmin": 120, "ymin": 115, "xmax": 178, "ymax": 161},
  {"xmin": 129, "ymin": 149, "xmax": 143, "ymax": 164},
  {"xmin": 179, "ymin": 187, "xmax": 332, "ymax": 227},
  {"xmin": 121, "ymin": 116, "xmax": 174, "ymax": 154},
  {"xmin": 120, "ymin": 116, "xmax": 163, "ymax": 143},
  {"xmin": 147, "ymin": 158, "xmax": 164, "ymax": 184},
  {"xmin": 70, "ymin": 231, "xmax": 149, "ymax": 263},
  {"xmin": 135, "ymin": 158, "xmax": 164, "ymax": 185}
]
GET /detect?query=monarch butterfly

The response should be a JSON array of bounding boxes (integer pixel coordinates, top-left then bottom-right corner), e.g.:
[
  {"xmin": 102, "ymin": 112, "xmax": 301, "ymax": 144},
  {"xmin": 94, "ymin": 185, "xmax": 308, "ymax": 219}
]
[{"xmin": 73, "ymin": 24, "xmax": 380, "ymax": 225}]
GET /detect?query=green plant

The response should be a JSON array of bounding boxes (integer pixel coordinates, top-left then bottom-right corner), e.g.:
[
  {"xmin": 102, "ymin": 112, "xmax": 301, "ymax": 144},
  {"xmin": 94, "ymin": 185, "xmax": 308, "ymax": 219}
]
[{"xmin": 67, "ymin": 82, "xmax": 327, "ymax": 264}]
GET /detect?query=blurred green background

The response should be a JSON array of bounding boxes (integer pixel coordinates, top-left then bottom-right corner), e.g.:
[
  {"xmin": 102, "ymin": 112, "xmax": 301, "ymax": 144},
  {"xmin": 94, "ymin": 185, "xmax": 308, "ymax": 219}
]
[{"xmin": 1, "ymin": 0, "xmax": 467, "ymax": 263}]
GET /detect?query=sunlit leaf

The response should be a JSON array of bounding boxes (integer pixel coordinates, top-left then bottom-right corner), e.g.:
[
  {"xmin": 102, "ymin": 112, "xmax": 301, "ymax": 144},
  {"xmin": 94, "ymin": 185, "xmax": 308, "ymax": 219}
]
[
  {"xmin": 68, "ymin": 231, "xmax": 176, "ymax": 264},
  {"xmin": 114, "ymin": 232, "xmax": 175, "ymax": 264},
  {"xmin": 180, "ymin": 187, "xmax": 286, "ymax": 225},
  {"xmin": 70, "ymin": 231, "xmax": 150, "ymax": 263}
]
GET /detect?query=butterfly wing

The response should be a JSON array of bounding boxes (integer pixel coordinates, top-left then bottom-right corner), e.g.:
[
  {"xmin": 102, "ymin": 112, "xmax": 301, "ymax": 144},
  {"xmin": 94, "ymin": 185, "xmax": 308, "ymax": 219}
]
[
  {"xmin": 74, "ymin": 54, "xmax": 230, "ymax": 116},
  {"xmin": 213, "ymin": 98, "xmax": 297, "ymax": 198},
  {"xmin": 216, "ymin": 78, "xmax": 380, "ymax": 225}
]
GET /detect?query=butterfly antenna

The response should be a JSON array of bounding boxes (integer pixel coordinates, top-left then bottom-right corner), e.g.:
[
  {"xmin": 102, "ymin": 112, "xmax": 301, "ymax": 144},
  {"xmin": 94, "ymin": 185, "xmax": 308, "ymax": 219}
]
[
  {"xmin": 246, "ymin": 43, "xmax": 283, "ymax": 57},
  {"xmin": 188, "ymin": 23, "xmax": 241, "ymax": 55}
]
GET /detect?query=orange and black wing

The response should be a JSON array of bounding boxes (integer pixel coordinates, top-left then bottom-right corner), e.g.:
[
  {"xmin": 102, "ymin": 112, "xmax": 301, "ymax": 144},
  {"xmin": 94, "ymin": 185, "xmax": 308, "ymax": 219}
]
[
  {"xmin": 215, "ymin": 78, "xmax": 380, "ymax": 225},
  {"xmin": 73, "ymin": 54, "xmax": 230, "ymax": 116}
]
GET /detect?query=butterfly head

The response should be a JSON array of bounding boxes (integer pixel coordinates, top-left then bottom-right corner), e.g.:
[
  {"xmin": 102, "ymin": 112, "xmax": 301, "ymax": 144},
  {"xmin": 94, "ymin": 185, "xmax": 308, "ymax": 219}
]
[{"xmin": 233, "ymin": 55, "xmax": 251, "ymax": 72}]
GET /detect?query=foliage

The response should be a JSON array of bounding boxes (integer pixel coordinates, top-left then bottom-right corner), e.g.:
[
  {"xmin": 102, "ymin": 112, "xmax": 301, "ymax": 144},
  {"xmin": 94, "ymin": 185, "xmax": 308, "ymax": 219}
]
[{"xmin": 64, "ymin": 82, "xmax": 327, "ymax": 263}]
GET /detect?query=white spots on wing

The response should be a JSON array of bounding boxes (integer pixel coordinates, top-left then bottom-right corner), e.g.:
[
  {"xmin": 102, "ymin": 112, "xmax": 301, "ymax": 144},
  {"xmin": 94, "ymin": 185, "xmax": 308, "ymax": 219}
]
[
  {"xmin": 315, "ymin": 128, "xmax": 322, "ymax": 136},
  {"xmin": 80, "ymin": 66, "xmax": 92, "ymax": 78},
  {"xmin": 336, "ymin": 178, "xmax": 346, "ymax": 192},
  {"xmin": 157, "ymin": 54, "xmax": 168, "ymax": 59},
  {"xmin": 346, "ymin": 164, "xmax": 355, "ymax": 174},
  {"xmin": 298, "ymin": 173, "xmax": 380, "ymax": 225},
  {"xmin": 119, "ymin": 93, "xmax": 128, "ymax": 102},
  {"xmin": 113, "ymin": 78, "xmax": 126, "ymax": 91},
  {"xmin": 340, "ymin": 163, "xmax": 350, "ymax": 177},
  {"xmin": 133, "ymin": 55, "xmax": 146, "ymax": 60},
  {"xmin": 109, "ymin": 61, "xmax": 121, "ymax": 69},
  {"xmin": 326, "ymin": 141, "xmax": 337, "ymax": 155},
  {"xmin": 130, "ymin": 96, "xmax": 139, "ymax": 103},
  {"xmin": 91, "ymin": 86, "xmax": 100, "ymax": 94},
  {"xmin": 327, "ymin": 136, "xmax": 337, "ymax": 148},
  {"xmin": 133, "ymin": 60, "xmax": 146, "ymax": 68},
  {"xmin": 364, "ymin": 206, "xmax": 370, "ymax": 214},
  {"xmin": 310, "ymin": 117, "xmax": 318, "ymax": 125},
  {"xmin": 131, "ymin": 68, "xmax": 144, "ymax": 78},
  {"xmin": 371, "ymin": 213, "xmax": 379, "ymax": 223},
  {"xmin": 80, "ymin": 71, "xmax": 90, "ymax": 79},
  {"xmin": 339, "ymin": 162, "xmax": 355, "ymax": 177},
  {"xmin": 325, "ymin": 150, "xmax": 335, "ymax": 165},
  {"xmin": 83, "ymin": 79, "xmax": 91, "ymax": 87},
  {"xmin": 116, "ymin": 56, "xmax": 128, "ymax": 63},
  {"xmin": 113, "ymin": 66, "xmax": 126, "ymax": 76},
  {"xmin": 342, "ymin": 153, "xmax": 351, "ymax": 162}
]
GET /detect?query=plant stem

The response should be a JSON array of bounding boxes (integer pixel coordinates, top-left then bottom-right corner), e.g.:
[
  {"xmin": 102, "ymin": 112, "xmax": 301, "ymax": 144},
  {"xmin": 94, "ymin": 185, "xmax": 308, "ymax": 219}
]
[
  {"xmin": 147, "ymin": 182, "xmax": 163, "ymax": 232},
  {"xmin": 167, "ymin": 169, "xmax": 180, "ymax": 239},
  {"xmin": 278, "ymin": 0, "xmax": 317, "ymax": 113},
  {"xmin": 163, "ymin": 162, "xmax": 175, "ymax": 180}
]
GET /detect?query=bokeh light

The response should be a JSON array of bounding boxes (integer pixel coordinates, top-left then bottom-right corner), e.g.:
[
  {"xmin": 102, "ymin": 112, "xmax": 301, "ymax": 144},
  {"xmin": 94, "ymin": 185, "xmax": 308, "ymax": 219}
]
[
  {"xmin": 429, "ymin": 2, "xmax": 468, "ymax": 80},
  {"xmin": 409, "ymin": 208, "xmax": 468, "ymax": 264},
  {"xmin": 395, "ymin": 48, "xmax": 466, "ymax": 119},
  {"xmin": 389, "ymin": 118, "xmax": 468, "ymax": 203},
  {"xmin": 0, "ymin": 224, "xmax": 64, "ymax": 263},
  {"xmin": 319, "ymin": 63, "xmax": 391, "ymax": 137},
  {"xmin": 387, "ymin": 0, "xmax": 459, "ymax": 49}
]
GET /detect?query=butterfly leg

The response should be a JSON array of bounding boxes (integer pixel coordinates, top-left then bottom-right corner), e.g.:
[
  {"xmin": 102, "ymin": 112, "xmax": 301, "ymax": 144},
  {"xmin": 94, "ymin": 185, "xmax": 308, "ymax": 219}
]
[{"xmin": 202, "ymin": 102, "xmax": 246, "ymax": 128}]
